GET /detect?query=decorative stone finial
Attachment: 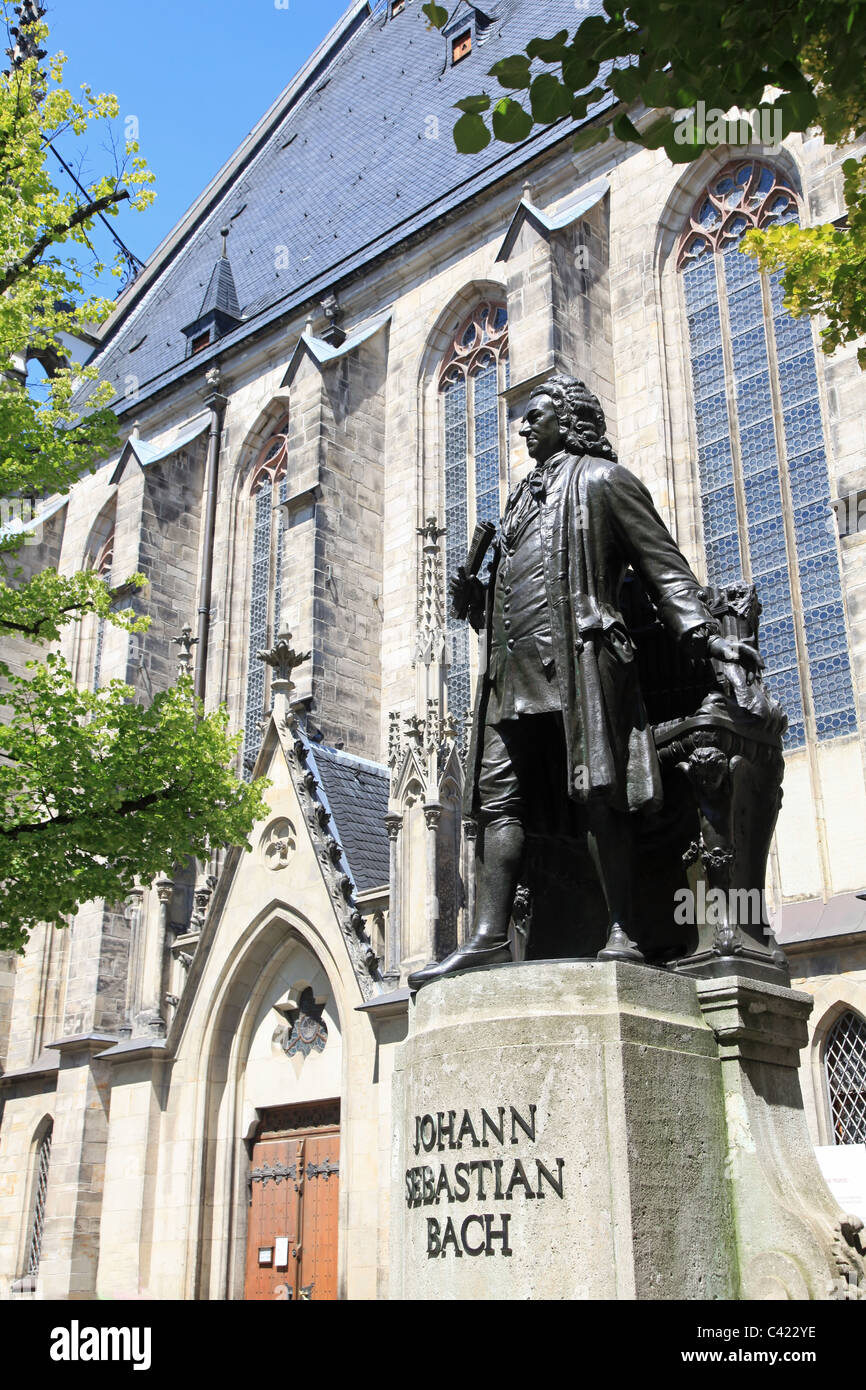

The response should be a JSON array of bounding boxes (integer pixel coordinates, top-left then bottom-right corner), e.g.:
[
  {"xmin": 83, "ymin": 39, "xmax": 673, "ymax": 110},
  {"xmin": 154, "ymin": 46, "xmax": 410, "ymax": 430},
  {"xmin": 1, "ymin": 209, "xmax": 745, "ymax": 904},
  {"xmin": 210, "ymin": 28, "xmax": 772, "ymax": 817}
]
[
  {"xmin": 417, "ymin": 515, "xmax": 446, "ymax": 545},
  {"xmin": 414, "ymin": 514, "xmax": 446, "ymax": 666},
  {"xmin": 258, "ymin": 631, "xmax": 311, "ymax": 692},
  {"xmin": 172, "ymin": 623, "xmax": 198, "ymax": 678}
]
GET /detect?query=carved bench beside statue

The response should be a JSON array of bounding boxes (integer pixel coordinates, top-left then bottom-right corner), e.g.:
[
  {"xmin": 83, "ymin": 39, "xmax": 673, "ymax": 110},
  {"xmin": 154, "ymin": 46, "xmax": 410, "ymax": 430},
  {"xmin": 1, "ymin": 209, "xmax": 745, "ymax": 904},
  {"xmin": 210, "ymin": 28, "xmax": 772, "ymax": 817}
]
[{"xmin": 647, "ymin": 580, "xmax": 789, "ymax": 984}]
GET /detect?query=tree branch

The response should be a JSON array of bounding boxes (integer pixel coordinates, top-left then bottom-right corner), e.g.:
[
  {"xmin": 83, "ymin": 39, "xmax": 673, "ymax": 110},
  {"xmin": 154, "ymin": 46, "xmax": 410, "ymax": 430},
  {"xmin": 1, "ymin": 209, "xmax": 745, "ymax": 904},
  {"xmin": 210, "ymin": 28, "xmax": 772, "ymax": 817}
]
[
  {"xmin": 0, "ymin": 187, "xmax": 130, "ymax": 295},
  {"xmin": 1, "ymin": 778, "xmax": 194, "ymax": 839},
  {"xmin": 0, "ymin": 598, "xmax": 102, "ymax": 637}
]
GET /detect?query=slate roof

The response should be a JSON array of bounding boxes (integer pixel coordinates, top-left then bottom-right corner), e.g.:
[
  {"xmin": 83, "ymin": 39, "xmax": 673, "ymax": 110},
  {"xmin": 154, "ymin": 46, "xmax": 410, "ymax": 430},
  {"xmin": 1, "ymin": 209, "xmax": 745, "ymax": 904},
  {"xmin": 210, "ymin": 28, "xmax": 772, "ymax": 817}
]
[
  {"xmin": 91, "ymin": 0, "xmax": 610, "ymax": 414},
  {"xmin": 307, "ymin": 742, "xmax": 390, "ymax": 893}
]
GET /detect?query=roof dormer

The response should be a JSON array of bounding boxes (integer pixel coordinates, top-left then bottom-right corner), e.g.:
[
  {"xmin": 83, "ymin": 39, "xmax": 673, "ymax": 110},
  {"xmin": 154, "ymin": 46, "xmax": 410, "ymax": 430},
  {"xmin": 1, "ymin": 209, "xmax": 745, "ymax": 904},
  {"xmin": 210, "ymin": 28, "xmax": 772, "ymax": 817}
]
[
  {"xmin": 181, "ymin": 226, "xmax": 243, "ymax": 357},
  {"xmin": 441, "ymin": 2, "xmax": 495, "ymax": 66}
]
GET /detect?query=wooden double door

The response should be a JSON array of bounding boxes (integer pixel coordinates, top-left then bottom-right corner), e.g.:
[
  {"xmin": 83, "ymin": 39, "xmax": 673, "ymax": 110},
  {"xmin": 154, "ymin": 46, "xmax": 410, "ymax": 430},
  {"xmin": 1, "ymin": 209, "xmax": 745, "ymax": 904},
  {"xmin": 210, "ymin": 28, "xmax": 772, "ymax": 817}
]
[{"xmin": 244, "ymin": 1102, "xmax": 340, "ymax": 1301}]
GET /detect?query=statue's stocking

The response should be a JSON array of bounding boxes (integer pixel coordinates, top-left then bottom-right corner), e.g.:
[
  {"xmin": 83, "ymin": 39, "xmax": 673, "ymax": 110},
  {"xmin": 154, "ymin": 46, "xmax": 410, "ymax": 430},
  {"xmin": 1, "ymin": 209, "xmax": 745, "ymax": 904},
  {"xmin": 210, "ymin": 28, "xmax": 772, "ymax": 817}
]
[
  {"xmin": 472, "ymin": 818, "xmax": 525, "ymax": 945},
  {"xmin": 586, "ymin": 803, "xmax": 644, "ymax": 963}
]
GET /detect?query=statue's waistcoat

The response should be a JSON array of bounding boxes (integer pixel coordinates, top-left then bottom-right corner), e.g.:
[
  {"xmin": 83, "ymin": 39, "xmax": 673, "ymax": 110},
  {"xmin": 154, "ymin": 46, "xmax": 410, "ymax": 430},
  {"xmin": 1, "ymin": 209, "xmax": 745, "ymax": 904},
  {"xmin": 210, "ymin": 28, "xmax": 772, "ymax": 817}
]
[{"xmin": 487, "ymin": 461, "xmax": 565, "ymax": 722}]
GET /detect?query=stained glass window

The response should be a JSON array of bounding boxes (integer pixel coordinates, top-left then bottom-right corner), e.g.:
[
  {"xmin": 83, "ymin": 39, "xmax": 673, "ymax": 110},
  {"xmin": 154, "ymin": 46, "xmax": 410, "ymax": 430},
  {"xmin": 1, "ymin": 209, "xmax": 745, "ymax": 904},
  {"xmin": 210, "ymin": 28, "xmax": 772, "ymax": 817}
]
[
  {"xmin": 678, "ymin": 161, "xmax": 855, "ymax": 749},
  {"xmin": 439, "ymin": 303, "xmax": 508, "ymax": 725},
  {"xmin": 242, "ymin": 421, "xmax": 289, "ymax": 777}
]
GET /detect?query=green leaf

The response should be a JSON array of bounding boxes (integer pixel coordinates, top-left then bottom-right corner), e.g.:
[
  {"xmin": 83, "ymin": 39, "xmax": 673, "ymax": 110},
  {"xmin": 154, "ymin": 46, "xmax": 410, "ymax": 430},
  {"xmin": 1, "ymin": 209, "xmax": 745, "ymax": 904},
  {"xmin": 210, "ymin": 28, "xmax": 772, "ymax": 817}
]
[
  {"xmin": 454, "ymin": 94, "xmax": 491, "ymax": 115},
  {"xmin": 609, "ymin": 67, "xmax": 643, "ymax": 104},
  {"xmin": 453, "ymin": 111, "xmax": 492, "ymax": 153},
  {"xmin": 612, "ymin": 112, "xmax": 642, "ymax": 144},
  {"xmin": 562, "ymin": 48, "xmax": 598, "ymax": 91},
  {"xmin": 421, "ymin": 2, "xmax": 448, "ymax": 29},
  {"xmin": 529, "ymin": 73, "xmax": 572, "ymax": 125},
  {"xmin": 573, "ymin": 14, "xmax": 611, "ymax": 48},
  {"xmin": 488, "ymin": 54, "xmax": 532, "ymax": 90},
  {"xmin": 774, "ymin": 88, "xmax": 819, "ymax": 134},
  {"xmin": 526, "ymin": 30, "xmax": 569, "ymax": 63},
  {"xmin": 639, "ymin": 113, "xmax": 680, "ymax": 150},
  {"xmin": 642, "ymin": 71, "xmax": 672, "ymax": 108},
  {"xmin": 491, "ymin": 97, "xmax": 534, "ymax": 143},
  {"xmin": 594, "ymin": 22, "xmax": 633, "ymax": 62},
  {"xmin": 571, "ymin": 125, "xmax": 610, "ymax": 153},
  {"xmin": 571, "ymin": 85, "xmax": 607, "ymax": 122},
  {"xmin": 663, "ymin": 133, "xmax": 708, "ymax": 163}
]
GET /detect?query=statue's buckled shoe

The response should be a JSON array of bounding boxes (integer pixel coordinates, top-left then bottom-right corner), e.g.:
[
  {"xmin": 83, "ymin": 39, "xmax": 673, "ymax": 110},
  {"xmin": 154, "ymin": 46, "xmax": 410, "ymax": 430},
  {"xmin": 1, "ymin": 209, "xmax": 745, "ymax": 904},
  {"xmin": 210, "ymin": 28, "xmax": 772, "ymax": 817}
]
[
  {"xmin": 407, "ymin": 939, "xmax": 512, "ymax": 991},
  {"xmin": 597, "ymin": 926, "xmax": 644, "ymax": 964}
]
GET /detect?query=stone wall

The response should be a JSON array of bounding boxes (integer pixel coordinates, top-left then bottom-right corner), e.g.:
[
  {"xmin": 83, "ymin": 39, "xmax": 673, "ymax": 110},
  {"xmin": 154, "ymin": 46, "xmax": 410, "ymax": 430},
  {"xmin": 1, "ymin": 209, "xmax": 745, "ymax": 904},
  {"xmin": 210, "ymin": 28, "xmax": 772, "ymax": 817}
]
[
  {"xmin": 62, "ymin": 902, "xmax": 131, "ymax": 1038},
  {"xmin": 131, "ymin": 446, "xmax": 205, "ymax": 697}
]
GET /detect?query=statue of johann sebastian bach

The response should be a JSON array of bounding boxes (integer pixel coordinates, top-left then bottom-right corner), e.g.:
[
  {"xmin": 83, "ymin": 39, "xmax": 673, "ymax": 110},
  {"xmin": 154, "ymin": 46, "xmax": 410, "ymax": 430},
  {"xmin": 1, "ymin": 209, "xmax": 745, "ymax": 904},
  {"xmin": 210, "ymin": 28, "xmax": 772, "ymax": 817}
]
[{"xmin": 408, "ymin": 375, "xmax": 762, "ymax": 990}]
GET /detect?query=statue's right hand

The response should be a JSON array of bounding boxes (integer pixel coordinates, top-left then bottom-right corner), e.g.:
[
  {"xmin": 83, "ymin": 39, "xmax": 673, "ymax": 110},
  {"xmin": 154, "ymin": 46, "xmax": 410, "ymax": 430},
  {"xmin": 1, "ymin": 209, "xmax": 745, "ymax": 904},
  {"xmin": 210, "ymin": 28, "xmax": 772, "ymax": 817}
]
[{"xmin": 449, "ymin": 566, "xmax": 485, "ymax": 624}]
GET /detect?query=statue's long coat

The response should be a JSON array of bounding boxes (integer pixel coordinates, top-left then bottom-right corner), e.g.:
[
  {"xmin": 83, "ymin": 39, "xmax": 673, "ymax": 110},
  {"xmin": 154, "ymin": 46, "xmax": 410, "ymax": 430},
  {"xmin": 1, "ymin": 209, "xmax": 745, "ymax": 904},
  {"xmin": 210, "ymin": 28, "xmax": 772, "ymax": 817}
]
[{"xmin": 463, "ymin": 449, "xmax": 717, "ymax": 818}]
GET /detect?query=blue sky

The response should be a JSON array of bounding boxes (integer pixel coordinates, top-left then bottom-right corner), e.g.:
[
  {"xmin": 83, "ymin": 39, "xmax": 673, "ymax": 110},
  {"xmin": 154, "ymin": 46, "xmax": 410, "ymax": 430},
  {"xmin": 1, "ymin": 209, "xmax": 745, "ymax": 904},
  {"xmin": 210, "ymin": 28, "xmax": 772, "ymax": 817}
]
[{"xmin": 46, "ymin": 0, "xmax": 353, "ymax": 266}]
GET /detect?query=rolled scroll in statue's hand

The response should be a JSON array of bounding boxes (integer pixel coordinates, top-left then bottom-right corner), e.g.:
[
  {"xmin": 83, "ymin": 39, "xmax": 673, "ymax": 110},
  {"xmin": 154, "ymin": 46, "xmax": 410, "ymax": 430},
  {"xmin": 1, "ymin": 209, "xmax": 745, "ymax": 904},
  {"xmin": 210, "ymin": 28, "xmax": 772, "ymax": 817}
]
[
  {"xmin": 707, "ymin": 633, "xmax": 765, "ymax": 684},
  {"xmin": 450, "ymin": 520, "xmax": 496, "ymax": 621}
]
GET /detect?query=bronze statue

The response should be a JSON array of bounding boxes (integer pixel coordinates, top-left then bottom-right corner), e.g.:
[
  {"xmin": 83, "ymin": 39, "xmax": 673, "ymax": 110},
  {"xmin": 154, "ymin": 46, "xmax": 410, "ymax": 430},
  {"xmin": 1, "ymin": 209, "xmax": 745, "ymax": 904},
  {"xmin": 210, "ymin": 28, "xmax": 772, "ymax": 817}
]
[{"xmin": 408, "ymin": 375, "xmax": 763, "ymax": 990}]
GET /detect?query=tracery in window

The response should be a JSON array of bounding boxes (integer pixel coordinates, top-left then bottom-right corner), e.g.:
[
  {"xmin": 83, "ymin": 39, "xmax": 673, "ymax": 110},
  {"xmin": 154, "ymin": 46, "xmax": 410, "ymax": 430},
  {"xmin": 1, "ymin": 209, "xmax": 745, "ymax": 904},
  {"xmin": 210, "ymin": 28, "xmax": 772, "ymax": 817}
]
[
  {"xmin": 824, "ymin": 1009, "xmax": 866, "ymax": 1145},
  {"xmin": 678, "ymin": 160, "xmax": 855, "ymax": 749},
  {"xmin": 439, "ymin": 302, "xmax": 508, "ymax": 723},
  {"xmin": 242, "ymin": 419, "xmax": 289, "ymax": 777}
]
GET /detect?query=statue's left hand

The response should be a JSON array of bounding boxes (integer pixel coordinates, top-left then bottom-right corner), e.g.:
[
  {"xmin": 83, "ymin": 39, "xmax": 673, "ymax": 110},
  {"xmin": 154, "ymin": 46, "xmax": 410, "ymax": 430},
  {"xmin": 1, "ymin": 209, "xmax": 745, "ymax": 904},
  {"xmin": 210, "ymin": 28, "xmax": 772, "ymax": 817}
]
[{"xmin": 707, "ymin": 635, "xmax": 765, "ymax": 684}]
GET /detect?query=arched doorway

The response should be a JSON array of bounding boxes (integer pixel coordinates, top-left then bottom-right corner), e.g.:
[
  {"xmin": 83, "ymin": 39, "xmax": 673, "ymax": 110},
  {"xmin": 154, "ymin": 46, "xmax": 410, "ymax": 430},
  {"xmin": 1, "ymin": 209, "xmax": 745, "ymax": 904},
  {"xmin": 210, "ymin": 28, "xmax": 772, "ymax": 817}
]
[{"xmin": 231, "ymin": 936, "xmax": 345, "ymax": 1302}]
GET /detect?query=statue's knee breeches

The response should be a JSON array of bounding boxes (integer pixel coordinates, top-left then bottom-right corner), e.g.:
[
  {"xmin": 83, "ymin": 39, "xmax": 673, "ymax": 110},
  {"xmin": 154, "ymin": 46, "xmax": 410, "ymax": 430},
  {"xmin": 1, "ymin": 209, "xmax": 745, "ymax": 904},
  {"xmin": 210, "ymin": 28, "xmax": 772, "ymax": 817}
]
[
  {"xmin": 477, "ymin": 723, "xmax": 524, "ymax": 825},
  {"xmin": 476, "ymin": 714, "xmax": 572, "ymax": 835}
]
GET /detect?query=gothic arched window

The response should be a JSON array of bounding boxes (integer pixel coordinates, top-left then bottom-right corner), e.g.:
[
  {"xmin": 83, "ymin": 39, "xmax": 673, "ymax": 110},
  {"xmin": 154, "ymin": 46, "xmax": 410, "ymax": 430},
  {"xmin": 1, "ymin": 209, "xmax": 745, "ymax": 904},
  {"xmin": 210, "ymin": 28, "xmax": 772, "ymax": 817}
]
[
  {"xmin": 824, "ymin": 1009, "xmax": 866, "ymax": 1145},
  {"xmin": 678, "ymin": 160, "xmax": 856, "ymax": 749},
  {"xmin": 242, "ymin": 419, "xmax": 289, "ymax": 776},
  {"xmin": 439, "ymin": 302, "xmax": 509, "ymax": 721},
  {"xmin": 24, "ymin": 1120, "xmax": 52, "ymax": 1282}
]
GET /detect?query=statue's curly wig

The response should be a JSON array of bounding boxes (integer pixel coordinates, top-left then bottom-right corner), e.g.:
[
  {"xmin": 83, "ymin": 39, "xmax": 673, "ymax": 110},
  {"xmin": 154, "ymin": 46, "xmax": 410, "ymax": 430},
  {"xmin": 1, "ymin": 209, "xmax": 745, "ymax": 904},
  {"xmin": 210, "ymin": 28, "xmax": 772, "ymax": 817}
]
[{"xmin": 529, "ymin": 375, "xmax": 617, "ymax": 462}]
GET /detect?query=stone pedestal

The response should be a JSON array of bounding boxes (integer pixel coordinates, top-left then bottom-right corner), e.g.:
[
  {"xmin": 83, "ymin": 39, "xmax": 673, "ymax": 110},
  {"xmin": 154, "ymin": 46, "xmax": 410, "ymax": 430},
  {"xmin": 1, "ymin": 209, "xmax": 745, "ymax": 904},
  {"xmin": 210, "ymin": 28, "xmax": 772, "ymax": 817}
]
[
  {"xmin": 390, "ymin": 961, "xmax": 866, "ymax": 1300},
  {"xmin": 696, "ymin": 976, "xmax": 865, "ymax": 1299}
]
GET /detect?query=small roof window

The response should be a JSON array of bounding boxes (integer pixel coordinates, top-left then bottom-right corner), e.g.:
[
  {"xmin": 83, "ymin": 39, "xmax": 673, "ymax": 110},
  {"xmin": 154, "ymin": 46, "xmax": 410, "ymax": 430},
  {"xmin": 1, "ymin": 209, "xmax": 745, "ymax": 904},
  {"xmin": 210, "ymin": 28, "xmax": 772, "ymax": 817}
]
[
  {"xmin": 442, "ymin": 4, "xmax": 494, "ymax": 65},
  {"xmin": 452, "ymin": 29, "xmax": 472, "ymax": 63}
]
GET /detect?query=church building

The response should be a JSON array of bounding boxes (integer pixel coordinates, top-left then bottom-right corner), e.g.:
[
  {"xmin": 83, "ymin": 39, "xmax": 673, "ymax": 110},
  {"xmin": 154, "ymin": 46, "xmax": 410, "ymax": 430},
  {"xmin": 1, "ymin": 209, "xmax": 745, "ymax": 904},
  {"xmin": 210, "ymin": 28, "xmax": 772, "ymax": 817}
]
[{"xmin": 1, "ymin": 0, "xmax": 865, "ymax": 1300}]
